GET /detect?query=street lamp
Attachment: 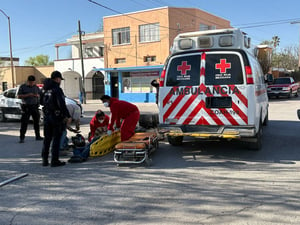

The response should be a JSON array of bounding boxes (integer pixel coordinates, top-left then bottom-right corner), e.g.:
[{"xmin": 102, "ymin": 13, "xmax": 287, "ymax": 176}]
[
  {"xmin": 291, "ymin": 21, "xmax": 300, "ymax": 69},
  {"xmin": 0, "ymin": 8, "xmax": 15, "ymax": 88}
]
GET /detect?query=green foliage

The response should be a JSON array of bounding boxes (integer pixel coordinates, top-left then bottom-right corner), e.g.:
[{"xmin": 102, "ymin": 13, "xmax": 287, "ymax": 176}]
[
  {"xmin": 24, "ymin": 54, "xmax": 53, "ymax": 66},
  {"xmin": 271, "ymin": 45, "xmax": 299, "ymax": 71}
]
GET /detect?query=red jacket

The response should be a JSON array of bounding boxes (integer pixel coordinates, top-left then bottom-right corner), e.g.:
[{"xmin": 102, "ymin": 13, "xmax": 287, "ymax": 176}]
[
  {"xmin": 108, "ymin": 97, "xmax": 139, "ymax": 131},
  {"xmin": 89, "ymin": 113, "xmax": 109, "ymax": 141}
]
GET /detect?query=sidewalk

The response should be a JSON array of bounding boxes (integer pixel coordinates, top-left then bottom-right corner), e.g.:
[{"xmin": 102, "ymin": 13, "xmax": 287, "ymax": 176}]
[{"xmin": 83, "ymin": 99, "xmax": 159, "ymax": 114}]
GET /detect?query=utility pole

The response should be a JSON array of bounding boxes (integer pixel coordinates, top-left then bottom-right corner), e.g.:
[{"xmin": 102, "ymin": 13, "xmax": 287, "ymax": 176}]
[
  {"xmin": 0, "ymin": 9, "xmax": 15, "ymax": 88},
  {"xmin": 78, "ymin": 20, "xmax": 86, "ymax": 104},
  {"xmin": 135, "ymin": 35, "xmax": 137, "ymax": 66}
]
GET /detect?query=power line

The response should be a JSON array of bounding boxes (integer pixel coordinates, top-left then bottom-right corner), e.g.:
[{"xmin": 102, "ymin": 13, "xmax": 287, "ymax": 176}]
[
  {"xmin": 235, "ymin": 18, "xmax": 300, "ymax": 29},
  {"xmin": 0, "ymin": 32, "xmax": 76, "ymax": 56},
  {"xmin": 87, "ymin": 0, "xmax": 177, "ymax": 30},
  {"xmin": 234, "ymin": 18, "xmax": 300, "ymax": 27}
]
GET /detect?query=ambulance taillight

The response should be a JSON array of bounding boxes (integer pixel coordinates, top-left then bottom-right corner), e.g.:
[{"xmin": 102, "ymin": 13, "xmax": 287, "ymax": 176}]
[
  {"xmin": 246, "ymin": 66, "xmax": 254, "ymax": 84},
  {"xmin": 160, "ymin": 70, "xmax": 166, "ymax": 87}
]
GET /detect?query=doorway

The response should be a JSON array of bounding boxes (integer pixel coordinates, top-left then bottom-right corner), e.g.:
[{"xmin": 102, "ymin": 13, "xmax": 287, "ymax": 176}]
[
  {"xmin": 110, "ymin": 72, "xmax": 119, "ymax": 98},
  {"xmin": 92, "ymin": 72, "xmax": 104, "ymax": 99}
]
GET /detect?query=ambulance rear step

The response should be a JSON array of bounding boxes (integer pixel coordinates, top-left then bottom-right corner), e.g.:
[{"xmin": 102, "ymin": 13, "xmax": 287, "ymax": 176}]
[{"xmin": 160, "ymin": 126, "xmax": 256, "ymax": 139}]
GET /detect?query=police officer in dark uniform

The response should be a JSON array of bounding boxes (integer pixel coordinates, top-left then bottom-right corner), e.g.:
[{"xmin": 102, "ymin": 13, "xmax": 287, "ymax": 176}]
[
  {"xmin": 17, "ymin": 75, "xmax": 43, "ymax": 143},
  {"xmin": 41, "ymin": 71, "xmax": 71, "ymax": 167}
]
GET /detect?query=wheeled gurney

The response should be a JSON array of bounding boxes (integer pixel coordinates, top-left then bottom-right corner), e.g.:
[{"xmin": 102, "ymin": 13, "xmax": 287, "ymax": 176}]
[{"xmin": 114, "ymin": 132, "xmax": 158, "ymax": 166}]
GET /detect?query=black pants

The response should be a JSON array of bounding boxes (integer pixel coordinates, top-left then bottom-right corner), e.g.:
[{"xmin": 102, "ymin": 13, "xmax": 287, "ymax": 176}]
[
  {"xmin": 20, "ymin": 104, "xmax": 41, "ymax": 140},
  {"xmin": 42, "ymin": 115, "xmax": 63, "ymax": 162}
]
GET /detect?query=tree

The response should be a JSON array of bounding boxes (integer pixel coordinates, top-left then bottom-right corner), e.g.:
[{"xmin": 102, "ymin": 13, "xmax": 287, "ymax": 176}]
[
  {"xmin": 259, "ymin": 38, "xmax": 299, "ymax": 72},
  {"xmin": 272, "ymin": 45, "xmax": 299, "ymax": 71},
  {"xmin": 24, "ymin": 54, "xmax": 54, "ymax": 66}
]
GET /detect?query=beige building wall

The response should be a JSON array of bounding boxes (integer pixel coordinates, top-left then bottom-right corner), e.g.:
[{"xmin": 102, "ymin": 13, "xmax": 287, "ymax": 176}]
[
  {"xmin": 0, "ymin": 65, "xmax": 53, "ymax": 91},
  {"xmin": 103, "ymin": 7, "xmax": 231, "ymax": 69}
]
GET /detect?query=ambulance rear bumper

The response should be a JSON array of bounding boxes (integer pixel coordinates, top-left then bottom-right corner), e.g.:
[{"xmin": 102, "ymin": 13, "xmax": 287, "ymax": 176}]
[{"xmin": 159, "ymin": 124, "xmax": 256, "ymax": 139}]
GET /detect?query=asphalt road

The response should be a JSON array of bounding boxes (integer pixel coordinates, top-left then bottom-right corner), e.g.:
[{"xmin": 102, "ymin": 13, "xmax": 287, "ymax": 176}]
[{"xmin": 0, "ymin": 99, "xmax": 300, "ymax": 225}]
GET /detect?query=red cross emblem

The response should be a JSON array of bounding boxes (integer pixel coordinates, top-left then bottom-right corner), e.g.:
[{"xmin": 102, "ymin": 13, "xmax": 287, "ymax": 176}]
[
  {"xmin": 177, "ymin": 61, "xmax": 191, "ymax": 75},
  {"xmin": 215, "ymin": 59, "xmax": 231, "ymax": 73}
]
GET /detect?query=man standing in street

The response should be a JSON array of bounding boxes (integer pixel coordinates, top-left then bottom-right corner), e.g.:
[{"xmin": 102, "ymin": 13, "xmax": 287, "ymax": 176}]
[
  {"xmin": 100, "ymin": 95, "xmax": 140, "ymax": 142},
  {"xmin": 41, "ymin": 71, "xmax": 71, "ymax": 167},
  {"xmin": 17, "ymin": 75, "xmax": 43, "ymax": 143}
]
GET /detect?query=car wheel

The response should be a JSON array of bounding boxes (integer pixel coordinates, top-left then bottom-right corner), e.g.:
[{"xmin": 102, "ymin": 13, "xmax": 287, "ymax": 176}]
[
  {"xmin": 0, "ymin": 109, "xmax": 7, "ymax": 122},
  {"xmin": 167, "ymin": 135, "xmax": 183, "ymax": 146},
  {"xmin": 288, "ymin": 90, "xmax": 292, "ymax": 98}
]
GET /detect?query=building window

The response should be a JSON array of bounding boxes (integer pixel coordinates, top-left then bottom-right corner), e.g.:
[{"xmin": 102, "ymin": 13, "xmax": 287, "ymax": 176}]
[
  {"xmin": 121, "ymin": 71, "xmax": 160, "ymax": 93},
  {"xmin": 200, "ymin": 24, "xmax": 217, "ymax": 31},
  {"xmin": 115, "ymin": 58, "xmax": 126, "ymax": 64},
  {"xmin": 2, "ymin": 82, "xmax": 7, "ymax": 91},
  {"xmin": 144, "ymin": 55, "xmax": 156, "ymax": 62},
  {"xmin": 200, "ymin": 24, "xmax": 209, "ymax": 31},
  {"xmin": 139, "ymin": 23, "xmax": 160, "ymax": 43},
  {"xmin": 99, "ymin": 47, "xmax": 104, "ymax": 57},
  {"xmin": 112, "ymin": 27, "xmax": 130, "ymax": 45},
  {"xmin": 85, "ymin": 47, "xmax": 94, "ymax": 57}
]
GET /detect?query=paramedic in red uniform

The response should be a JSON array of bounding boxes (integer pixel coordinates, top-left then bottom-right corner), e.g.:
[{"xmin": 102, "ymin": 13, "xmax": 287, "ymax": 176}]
[
  {"xmin": 100, "ymin": 95, "xmax": 140, "ymax": 141},
  {"xmin": 88, "ymin": 110, "xmax": 110, "ymax": 142}
]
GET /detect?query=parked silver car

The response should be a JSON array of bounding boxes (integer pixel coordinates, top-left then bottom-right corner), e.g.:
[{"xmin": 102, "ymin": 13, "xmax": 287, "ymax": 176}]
[{"xmin": 0, "ymin": 87, "xmax": 82, "ymax": 122}]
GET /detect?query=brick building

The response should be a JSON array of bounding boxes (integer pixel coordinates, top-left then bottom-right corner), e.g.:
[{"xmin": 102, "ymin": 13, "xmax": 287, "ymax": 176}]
[
  {"xmin": 103, "ymin": 6, "xmax": 231, "ymax": 68},
  {"xmin": 100, "ymin": 6, "xmax": 231, "ymax": 102}
]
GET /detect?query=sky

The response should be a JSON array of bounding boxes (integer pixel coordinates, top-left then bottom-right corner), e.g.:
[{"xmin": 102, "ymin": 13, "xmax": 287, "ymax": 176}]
[{"xmin": 1, "ymin": 0, "xmax": 300, "ymax": 66}]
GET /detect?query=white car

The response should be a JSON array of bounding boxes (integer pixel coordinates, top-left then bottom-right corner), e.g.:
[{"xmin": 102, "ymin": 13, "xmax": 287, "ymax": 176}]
[
  {"xmin": 0, "ymin": 88, "xmax": 23, "ymax": 121},
  {"xmin": 0, "ymin": 87, "xmax": 82, "ymax": 122}
]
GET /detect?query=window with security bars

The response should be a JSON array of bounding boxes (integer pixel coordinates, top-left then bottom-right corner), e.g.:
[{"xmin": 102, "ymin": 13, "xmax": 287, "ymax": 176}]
[
  {"xmin": 144, "ymin": 56, "xmax": 156, "ymax": 62},
  {"xmin": 112, "ymin": 27, "xmax": 130, "ymax": 45},
  {"xmin": 139, "ymin": 23, "xmax": 160, "ymax": 43},
  {"xmin": 200, "ymin": 24, "xmax": 217, "ymax": 31}
]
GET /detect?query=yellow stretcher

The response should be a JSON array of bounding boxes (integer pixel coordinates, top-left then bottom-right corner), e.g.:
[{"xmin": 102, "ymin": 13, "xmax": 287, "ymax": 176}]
[
  {"xmin": 89, "ymin": 131, "xmax": 121, "ymax": 157},
  {"xmin": 114, "ymin": 132, "xmax": 159, "ymax": 166}
]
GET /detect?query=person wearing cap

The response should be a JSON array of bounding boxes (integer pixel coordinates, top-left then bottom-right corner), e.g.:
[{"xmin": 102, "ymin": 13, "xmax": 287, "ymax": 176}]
[
  {"xmin": 41, "ymin": 71, "xmax": 71, "ymax": 167},
  {"xmin": 88, "ymin": 110, "xmax": 110, "ymax": 142},
  {"xmin": 100, "ymin": 95, "xmax": 140, "ymax": 142},
  {"xmin": 17, "ymin": 75, "xmax": 43, "ymax": 143}
]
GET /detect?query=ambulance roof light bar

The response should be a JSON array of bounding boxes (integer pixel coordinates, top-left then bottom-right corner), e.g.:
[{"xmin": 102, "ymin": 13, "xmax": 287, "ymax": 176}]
[
  {"xmin": 173, "ymin": 28, "xmax": 251, "ymax": 53},
  {"xmin": 177, "ymin": 28, "xmax": 236, "ymax": 39}
]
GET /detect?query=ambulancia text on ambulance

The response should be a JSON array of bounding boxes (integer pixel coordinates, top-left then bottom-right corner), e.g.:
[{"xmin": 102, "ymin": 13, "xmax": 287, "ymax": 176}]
[{"xmin": 158, "ymin": 28, "xmax": 269, "ymax": 150}]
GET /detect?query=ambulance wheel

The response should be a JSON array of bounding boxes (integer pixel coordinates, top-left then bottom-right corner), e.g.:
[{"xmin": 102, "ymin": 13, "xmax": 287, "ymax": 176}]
[
  {"xmin": 263, "ymin": 110, "xmax": 268, "ymax": 126},
  {"xmin": 0, "ymin": 110, "xmax": 6, "ymax": 122},
  {"xmin": 247, "ymin": 124, "xmax": 262, "ymax": 151},
  {"xmin": 167, "ymin": 136, "xmax": 183, "ymax": 146}
]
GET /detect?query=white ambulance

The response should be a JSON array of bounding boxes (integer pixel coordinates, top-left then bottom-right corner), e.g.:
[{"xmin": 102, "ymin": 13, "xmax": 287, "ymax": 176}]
[{"xmin": 158, "ymin": 28, "xmax": 269, "ymax": 150}]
